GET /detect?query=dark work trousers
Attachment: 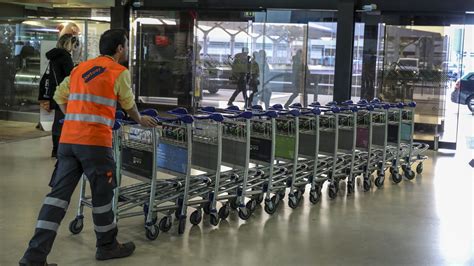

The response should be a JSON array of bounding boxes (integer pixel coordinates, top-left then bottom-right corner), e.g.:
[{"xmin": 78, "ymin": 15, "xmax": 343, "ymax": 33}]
[
  {"xmin": 51, "ymin": 109, "xmax": 65, "ymax": 154},
  {"xmin": 23, "ymin": 143, "xmax": 117, "ymax": 263},
  {"xmin": 228, "ymin": 74, "xmax": 248, "ymax": 105}
]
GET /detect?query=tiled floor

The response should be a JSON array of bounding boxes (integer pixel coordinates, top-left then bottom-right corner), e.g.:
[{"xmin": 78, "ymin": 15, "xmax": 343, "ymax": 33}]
[{"xmin": 0, "ymin": 117, "xmax": 473, "ymax": 265}]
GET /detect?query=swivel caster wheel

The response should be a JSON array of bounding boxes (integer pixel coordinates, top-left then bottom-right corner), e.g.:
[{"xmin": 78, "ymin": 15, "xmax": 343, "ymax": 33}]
[
  {"xmin": 288, "ymin": 194, "xmax": 298, "ymax": 209},
  {"xmin": 391, "ymin": 173, "xmax": 402, "ymax": 184},
  {"xmin": 178, "ymin": 217, "xmax": 186, "ymax": 235},
  {"xmin": 209, "ymin": 213, "xmax": 219, "ymax": 226},
  {"xmin": 375, "ymin": 175, "xmax": 385, "ymax": 188},
  {"xmin": 254, "ymin": 193, "xmax": 264, "ymax": 205},
  {"xmin": 247, "ymin": 200, "xmax": 257, "ymax": 213},
  {"xmin": 238, "ymin": 208, "xmax": 252, "ymax": 220},
  {"xmin": 218, "ymin": 205, "xmax": 230, "ymax": 220},
  {"xmin": 363, "ymin": 179, "xmax": 371, "ymax": 192},
  {"xmin": 159, "ymin": 216, "xmax": 172, "ymax": 233},
  {"xmin": 416, "ymin": 162, "xmax": 423, "ymax": 174},
  {"xmin": 264, "ymin": 198, "xmax": 277, "ymax": 214},
  {"xmin": 404, "ymin": 169, "xmax": 415, "ymax": 180},
  {"xmin": 347, "ymin": 181, "xmax": 355, "ymax": 194},
  {"xmin": 145, "ymin": 225, "xmax": 159, "ymax": 240},
  {"xmin": 69, "ymin": 218, "xmax": 84, "ymax": 235},
  {"xmin": 190, "ymin": 210, "xmax": 202, "ymax": 226},
  {"xmin": 229, "ymin": 198, "xmax": 238, "ymax": 210},
  {"xmin": 309, "ymin": 189, "xmax": 321, "ymax": 204},
  {"xmin": 203, "ymin": 202, "xmax": 211, "ymax": 215}
]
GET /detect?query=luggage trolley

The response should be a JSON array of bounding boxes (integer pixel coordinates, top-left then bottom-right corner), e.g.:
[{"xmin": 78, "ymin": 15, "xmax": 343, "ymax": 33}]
[
  {"xmin": 319, "ymin": 102, "xmax": 359, "ymax": 198},
  {"xmin": 287, "ymin": 104, "xmax": 332, "ymax": 205},
  {"xmin": 246, "ymin": 106, "xmax": 292, "ymax": 214},
  {"xmin": 396, "ymin": 102, "xmax": 429, "ymax": 178},
  {"xmin": 200, "ymin": 107, "xmax": 256, "ymax": 221},
  {"xmin": 267, "ymin": 104, "xmax": 305, "ymax": 209},
  {"xmin": 68, "ymin": 109, "xmax": 167, "ymax": 240},
  {"xmin": 339, "ymin": 100, "xmax": 388, "ymax": 192},
  {"xmin": 373, "ymin": 100, "xmax": 428, "ymax": 183}
]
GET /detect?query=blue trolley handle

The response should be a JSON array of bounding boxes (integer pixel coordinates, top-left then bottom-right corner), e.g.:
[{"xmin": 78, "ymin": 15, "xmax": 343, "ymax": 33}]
[
  {"xmin": 200, "ymin": 106, "xmax": 253, "ymax": 120},
  {"xmin": 193, "ymin": 113, "xmax": 225, "ymax": 122}
]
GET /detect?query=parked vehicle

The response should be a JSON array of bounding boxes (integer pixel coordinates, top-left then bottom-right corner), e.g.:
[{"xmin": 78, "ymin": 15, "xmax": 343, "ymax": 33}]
[
  {"xmin": 451, "ymin": 72, "xmax": 474, "ymax": 112},
  {"xmin": 396, "ymin": 58, "xmax": 420, "ymax": 74}
]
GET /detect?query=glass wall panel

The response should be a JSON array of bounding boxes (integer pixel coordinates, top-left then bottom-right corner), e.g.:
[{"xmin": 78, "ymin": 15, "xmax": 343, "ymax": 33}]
[
  {"xmin": 131, "ymin": 10, "xmax": 195, "ymax": 108},
  {"xmin": 358, "ymin": 20, "xmax": 468, "ymax": 148},
  {"xmin": 0, "ymin": 19, "xmax": 109, "ymax": 116}
]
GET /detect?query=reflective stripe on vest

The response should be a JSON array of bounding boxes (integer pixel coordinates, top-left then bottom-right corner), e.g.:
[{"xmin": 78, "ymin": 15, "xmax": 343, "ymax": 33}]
[
  {"xmin": 69, "ymin": 93, "xmax": 116, "ymax": 108},
  {"xmin": 65, "ymin": 113, "xmax": 115, "ymax": 127}
]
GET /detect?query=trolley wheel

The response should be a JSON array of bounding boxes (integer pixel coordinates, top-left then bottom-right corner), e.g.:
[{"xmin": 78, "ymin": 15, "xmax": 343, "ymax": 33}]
[
  {"xmin": 363, "ymin": 179, "xmax": 371, "ymax": 192},
  {"xmin": 288, "ymin": 194, "xmax": 298, "ymax": 209},
  {"xmin": 247, "ymin": 199, "xmax": 257, "ymax": 213},
  {"xmin": 279, "ymin": 190, "xmax": 286, "ymax": 200},
  {"xmin": 158, "ymin": 216, "xmax": 172, "ymax": 233},
  {"xmin": 401, "ymin": 164, "xmax": 408, "ymax": 172},
  {"xmin": 347, "ymin": 181, "xmax": 355, "ymax": 194},
  {"xmin": 375, "ymin": 176, "xmax": 385, "ymax": 188},
  {"xmin": 203, "ymin": 202, "xmax": 211, "ymax": 215},
  {"xmin": 218, "ymin": 205, "xmax": 230, "ymax": 220},
  {"xmin": 69, "ymin": 218, "xmax": 83, "ymax": 235},
  {"xmin": 377, "ymin": 169, "xmax": 383, "ymax": 176},
  {"xmin": 416, "ymin": 163, "xmax": 423, "ymax": 174},
  {"xmin": 210, "ymin": 213, "xmax": 219, "ymax": 226},
  {"xmin": 328, "ymin": 184, "xmax": 337, "ymax": 199},
  {"xmin": 238, "ymin": 208, "xmax": 252, "ymax": 220},
  {"xmin": 145, "ymin": 225, "xmax": 159, "ymax": 241},
  {"xmin": 389, "ymin": 167, "xmax": 396, "ymax": 175},
  {"xmin": 254, "ymin": 193, "xmax": 264, "ymax": 205},
  {"xmin": 190, "ymin": 210, "xmax": 202, "ymax": 226},
  {"xmin": 229, "ymin": 198, "xmax": 238, "ymax": 210},
  {"xmin": 309, "ymin": 189, "xmax": 321, "ymax": 204},
  {"xmin": 404, "ymin": 169, "xmax": 415, "ymax": 180},
  {"xmin": 178, "ymin": 218, "xmax": 186, "ymax": 235},
  {"xmin": 391, "ymin": 173, "xmax": 402, "ymax": 184},
  {"xmin": 264, "ymin": 198, "xmax": 277, "ymax": 214}
]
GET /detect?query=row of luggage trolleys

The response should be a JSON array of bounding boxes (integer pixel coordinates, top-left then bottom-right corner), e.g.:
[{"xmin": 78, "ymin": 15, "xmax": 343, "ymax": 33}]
[{"xmin": 68, "ymin": 99, "xmax": 429, "ymax": 240}]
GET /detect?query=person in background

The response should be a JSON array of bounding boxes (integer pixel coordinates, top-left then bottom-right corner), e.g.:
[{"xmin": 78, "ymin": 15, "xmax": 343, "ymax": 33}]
[
  {"xmin": 19, "ymin": 29, "xmax": 158, "ymax": 266},
  {"xmin": 284, "ymin": 49, "xmax": 304, "ymax": 109},
  {"xmin": 228, "ymin": 47, "xmax": 250, "ymax": 107},
  {"xmin": 38, "ymin": 34, "xmax": 78, "ymax": 158},
  {"xmin": 247, "ymin": 51, "xmax": 260, "ymax": 108}
]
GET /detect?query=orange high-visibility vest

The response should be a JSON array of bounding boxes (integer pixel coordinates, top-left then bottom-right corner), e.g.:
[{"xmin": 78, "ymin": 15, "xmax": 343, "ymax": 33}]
[{"xmin": 60, "ymin": 56, "xmax": 126, "ymax": 147}]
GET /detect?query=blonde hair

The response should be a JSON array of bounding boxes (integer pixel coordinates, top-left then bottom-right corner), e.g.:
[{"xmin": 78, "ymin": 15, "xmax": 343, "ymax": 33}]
[{"xmin": 56, "ymin": 34, "xmax": 78, "ymax": 52}]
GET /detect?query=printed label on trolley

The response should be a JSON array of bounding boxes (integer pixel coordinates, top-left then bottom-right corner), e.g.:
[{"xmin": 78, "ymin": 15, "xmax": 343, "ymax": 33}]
[
  {"xmin": 122, "ymin": 147, "xmax": 154, "ymax": 179},
  {"xmin": 275, "ymin": 135, "xmax": 296, "ymax": 160},
  {"xmin": 157, "ymin": 143, "xmax": 188, "ymax": 174},
  {"xmin": 250, "ymin": 137, "xmax": 272, "ymax": 163}
]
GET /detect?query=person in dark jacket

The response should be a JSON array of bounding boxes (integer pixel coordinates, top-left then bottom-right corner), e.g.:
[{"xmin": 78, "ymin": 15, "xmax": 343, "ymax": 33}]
[{"xmin": 39, "ymin": 34, "xmax": 78, "ymax": 157}]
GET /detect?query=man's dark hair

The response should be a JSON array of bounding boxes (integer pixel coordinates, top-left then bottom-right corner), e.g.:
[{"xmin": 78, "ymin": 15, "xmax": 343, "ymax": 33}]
[{"xmin": 99, "ymin": 29, "xmax": 127, "ymax": 56}]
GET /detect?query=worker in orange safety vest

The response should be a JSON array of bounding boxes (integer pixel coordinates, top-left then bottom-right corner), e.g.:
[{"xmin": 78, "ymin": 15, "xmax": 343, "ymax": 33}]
[{"xmin": 20, "ymin": 29, "xmax": 158, "ymax": 266}]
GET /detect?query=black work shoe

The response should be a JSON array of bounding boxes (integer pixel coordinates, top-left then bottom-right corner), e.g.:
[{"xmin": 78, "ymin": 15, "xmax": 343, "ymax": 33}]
[
  {"xmin": 19, "ymin": 258, "xmax": 57, "ymax": 266},
  {"xmin": 96, "ymin": 241, "xmax": 136, "ymax": 261}
]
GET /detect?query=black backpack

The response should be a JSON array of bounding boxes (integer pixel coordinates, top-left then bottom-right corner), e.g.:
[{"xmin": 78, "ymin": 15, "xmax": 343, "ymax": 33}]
[{"xmin": 38, "ymin": 61, "xmax": 58, "ymax": 101}]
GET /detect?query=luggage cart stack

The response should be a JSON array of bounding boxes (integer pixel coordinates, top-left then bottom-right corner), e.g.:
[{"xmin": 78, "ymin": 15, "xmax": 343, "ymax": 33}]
[{"xmin": 68, "ymin": 110, "xmax": 168, "ymax": 240}]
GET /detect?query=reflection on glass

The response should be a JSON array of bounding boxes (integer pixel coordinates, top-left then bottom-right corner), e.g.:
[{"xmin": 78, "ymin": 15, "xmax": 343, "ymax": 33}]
[
  {"xmin": 305, "ymin": 22, "xmax": 337, "ymax": 106},
  {"xmin": 195, "ymin": 12, "xmax": 337, "ymax": 110},
  {"xmin": 0, "ymin": 19, "xmax": 109, "ymax": 114},
  {"xmin": 374, "ymin": 25, "xmax": 464, "ymax": 145}
]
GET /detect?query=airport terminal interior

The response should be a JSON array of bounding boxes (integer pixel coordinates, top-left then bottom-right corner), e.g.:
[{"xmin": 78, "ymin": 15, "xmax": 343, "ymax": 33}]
[{"xmin": 0, "ymin": 0, "xmax": 473, "ymax": 265}]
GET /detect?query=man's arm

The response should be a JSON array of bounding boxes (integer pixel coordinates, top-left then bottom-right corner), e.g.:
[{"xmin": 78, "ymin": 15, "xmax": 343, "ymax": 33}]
[{"xmin": 53, "ymin": 76, "xmax": 71, "ymax": 113}]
